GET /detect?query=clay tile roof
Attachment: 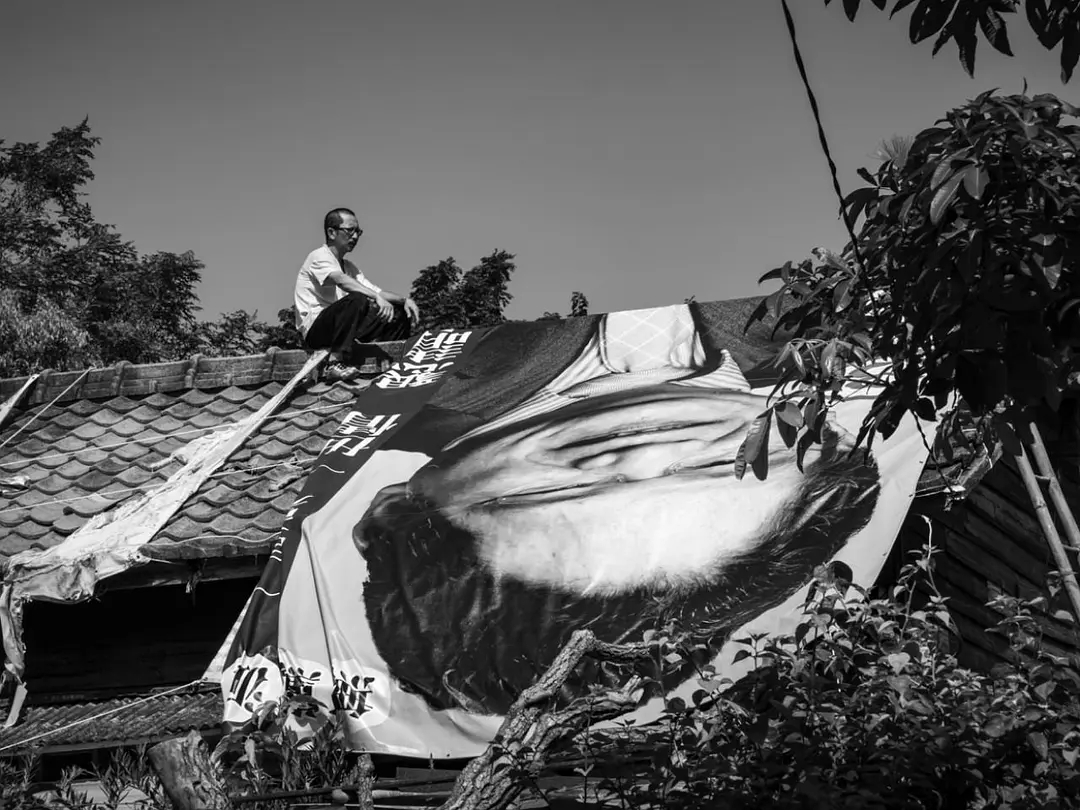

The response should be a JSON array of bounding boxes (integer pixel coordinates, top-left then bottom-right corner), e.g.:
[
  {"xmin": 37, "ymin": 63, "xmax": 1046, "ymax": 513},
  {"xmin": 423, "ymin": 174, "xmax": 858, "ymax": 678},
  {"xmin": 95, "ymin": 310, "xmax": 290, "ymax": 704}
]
[
  {"xmin": 0, "ymin": 687, "xmax": 223, "ymax": 752},
  {"xmin": 0, "ymin": 345, "xmax": 405, "ymax": 563}
]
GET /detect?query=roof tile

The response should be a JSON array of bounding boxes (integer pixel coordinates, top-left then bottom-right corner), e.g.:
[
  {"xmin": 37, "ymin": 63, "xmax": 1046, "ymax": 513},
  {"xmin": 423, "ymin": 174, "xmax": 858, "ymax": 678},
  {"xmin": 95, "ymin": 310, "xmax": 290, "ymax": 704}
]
[
  {"xmin": 112, "ymin": 441, "xmax": 153, "ymax": 462},
  {"xmin": 106, "ymin": 396, "xmax": 142, "ymax": 414},
  {"xmin": 53, "ymin": 513, "xmax": 87, "ymax": 536},
  {"xmin": 50, "ymin": 411, "xmax": 86, "ymax": 431},
  {"xmin": 88, "ymin": 408, "xmax": 124, "ymax": 427},
  {"xmin": 115, "ymin": 466, "xmax": 157, "ymax": 489},
  {"xmin": 219, "ymin": 386, "xmax": 255, "ymax": 404},
  {"xmin": 64, "ymin": 399, "xmax": 102, "ymax": 418},
  {"xmin": 74, "ymin": 469, "xmax": 117, "ymax": 492},
  {"xmin": 72, "ymin": 422, "xmax": 107, "ymax": 441},
  {"xmin": 110, "ymin": 419, "xmax": 147, "ymax": 439},
  {"xmin": 1, "ymin": 344, "xmax": 407, "ymax": 560},
  {"xmin": 163, "ymin": 400, "xmax": 202, "ymax": 421},
  {"xmin": 35, "ymin": 474, "xmax": 72, "ymax": 497},
  {"xmin": 189, "ymin": 411, "xmax": 233, "ymax": 430},
  {"xmin": 69, "ymin": 493, "xmax": 123, "ymax": 519},
  {"xmin": 0, "ymin": 689, "xmax": 222, "ymax": 751},
  {"xmin": 29, "ymin": 502, "xmax": 66, "ymax": 526},
  {"xmin": 179, "ymin": 389, "xmax": 216, "ymax": 407}
]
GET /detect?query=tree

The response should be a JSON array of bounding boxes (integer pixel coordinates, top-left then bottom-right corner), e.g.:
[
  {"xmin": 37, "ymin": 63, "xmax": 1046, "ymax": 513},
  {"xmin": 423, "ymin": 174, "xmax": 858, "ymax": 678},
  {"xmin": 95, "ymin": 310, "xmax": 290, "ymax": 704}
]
[
  {"xmin": 409, "ymin": 251, "xmax": 517, "ymax": 332},
  {"xmin": 197, "ymin": 310, "xmax": 267, "ymax": 357},
  {"xmin": 538, "ymin": 291, "xmax": 590, "ymax": 321},
  {"xmin": 823, "ymin": 0, "xmax": 1080, "ymax": 82},
  {"xmin": 255, "ymin": 306, "xmax": 305, "ymax": 352},
  {"xmin": 0, "ymin": 121, "xmax": 210, "ymax": 374},
  {"xmin": 745, "ymin": 89, "xmax": 1079, "ymax": 471}
]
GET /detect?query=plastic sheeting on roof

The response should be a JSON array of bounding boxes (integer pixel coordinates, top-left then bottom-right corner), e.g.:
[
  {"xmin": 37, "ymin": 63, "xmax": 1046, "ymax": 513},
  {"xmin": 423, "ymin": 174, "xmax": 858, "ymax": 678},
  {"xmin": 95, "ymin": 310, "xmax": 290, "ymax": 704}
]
[
  {"xmin": 218, "ymin": 301, "xmax": 937, "ymax": 758},
  {"xmin": 0, "ymin": 352, "xmax": 328, "ymax": 682}
]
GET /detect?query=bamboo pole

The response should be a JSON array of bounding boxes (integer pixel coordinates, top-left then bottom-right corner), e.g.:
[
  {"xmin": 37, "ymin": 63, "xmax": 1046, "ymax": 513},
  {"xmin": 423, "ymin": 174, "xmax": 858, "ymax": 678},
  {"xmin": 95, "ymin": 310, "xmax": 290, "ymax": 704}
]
[
  {"xmin": 1028, "ymin": 423, "xmax": 1080, "ymax": 554},
  {"xmin": 1014, "ymin": 440, "xmax": 1080, "ymax": 624}
]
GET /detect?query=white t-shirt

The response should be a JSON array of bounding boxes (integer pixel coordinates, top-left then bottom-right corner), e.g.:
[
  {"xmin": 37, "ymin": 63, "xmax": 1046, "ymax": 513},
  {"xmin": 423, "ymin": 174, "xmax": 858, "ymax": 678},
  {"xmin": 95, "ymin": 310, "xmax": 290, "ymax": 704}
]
[{"xmin": 293, "ymin": 245, "xmax": 383, "ymax": 336}]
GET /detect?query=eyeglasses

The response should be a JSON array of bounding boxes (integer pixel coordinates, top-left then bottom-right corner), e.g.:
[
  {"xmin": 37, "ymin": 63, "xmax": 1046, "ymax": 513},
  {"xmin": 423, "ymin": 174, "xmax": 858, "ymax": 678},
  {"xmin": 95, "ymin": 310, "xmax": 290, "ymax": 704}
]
[{"xmin": 334, "ymin": 226, "xmax": 363, "ymax": 237}]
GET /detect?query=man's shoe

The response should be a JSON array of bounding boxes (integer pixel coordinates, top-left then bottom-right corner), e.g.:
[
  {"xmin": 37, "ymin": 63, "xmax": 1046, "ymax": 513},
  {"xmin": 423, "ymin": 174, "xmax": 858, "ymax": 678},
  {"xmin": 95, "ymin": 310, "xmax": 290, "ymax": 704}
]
[{"xmin": 323, "ymin": 361, "xmax": 363, "ymax": 383}]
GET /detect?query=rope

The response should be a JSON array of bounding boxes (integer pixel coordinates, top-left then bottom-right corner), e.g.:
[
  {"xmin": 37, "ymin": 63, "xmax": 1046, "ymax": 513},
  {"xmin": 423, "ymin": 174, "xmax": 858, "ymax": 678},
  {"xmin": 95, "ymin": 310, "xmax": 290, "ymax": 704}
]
[
  {"xmin": 0, "ymin": 679, "xmax": 205, "ymax": 753},
  {"xmin": 0, "ymin": 369, "xmax": 92, "ymax": 456},
  {"xmin": 0, "ymin": 399, "xmax": 351, "ymax": 470}
]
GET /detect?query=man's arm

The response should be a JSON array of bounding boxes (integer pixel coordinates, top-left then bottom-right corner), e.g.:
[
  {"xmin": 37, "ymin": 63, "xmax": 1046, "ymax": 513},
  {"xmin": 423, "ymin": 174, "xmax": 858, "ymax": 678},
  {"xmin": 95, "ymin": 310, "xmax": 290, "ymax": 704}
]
[
  {"xmin": 324, "ymin": 273, "xmax": 412, "ymax": 324},
  {"xmin": 369, "ymin": 288, "xmax": 420, "ymax": 324}
]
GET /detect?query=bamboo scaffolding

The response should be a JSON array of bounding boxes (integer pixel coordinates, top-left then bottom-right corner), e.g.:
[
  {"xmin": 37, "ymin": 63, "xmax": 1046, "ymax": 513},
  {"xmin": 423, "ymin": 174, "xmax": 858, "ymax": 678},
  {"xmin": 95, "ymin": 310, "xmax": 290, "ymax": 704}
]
[
  {"xmin": 1029, "ymin": 423, "xmax": 1080, "ymax": 555},
  {"xmin": 1014, "ymin": 437, "xmax": 1080, "ymax": 625}
]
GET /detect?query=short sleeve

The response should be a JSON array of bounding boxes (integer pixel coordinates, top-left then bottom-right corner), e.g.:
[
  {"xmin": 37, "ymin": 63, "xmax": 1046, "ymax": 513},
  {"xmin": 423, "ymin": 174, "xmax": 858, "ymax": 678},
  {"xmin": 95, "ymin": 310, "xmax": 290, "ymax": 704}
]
[
  {"xmin": 346, "ymin": 260, "xmax": 382, "ymax": 295},
  {"xmin": 308, "ymin": 253, "xmax": 339, "ymax": 285}
]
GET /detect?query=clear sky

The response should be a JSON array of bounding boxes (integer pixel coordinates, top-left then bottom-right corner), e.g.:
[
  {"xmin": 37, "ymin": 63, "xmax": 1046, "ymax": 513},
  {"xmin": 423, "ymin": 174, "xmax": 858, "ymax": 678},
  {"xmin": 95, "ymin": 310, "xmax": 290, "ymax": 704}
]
[{"xmin": 1, "ymin": 1, "xmax": 1070, "ymax": 322}]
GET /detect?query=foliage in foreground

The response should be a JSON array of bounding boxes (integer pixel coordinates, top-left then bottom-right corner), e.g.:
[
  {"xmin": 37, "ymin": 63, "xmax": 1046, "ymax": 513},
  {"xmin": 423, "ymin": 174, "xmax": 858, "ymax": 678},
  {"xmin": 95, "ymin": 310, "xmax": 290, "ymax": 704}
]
[
  {"xmin": 144, "ymin": 547, "xmax": 1079, "ymax": 810},
  {"xmin": 560, "ymin": 549, "xmax": 1080, "ymax": 809},
  {"xmin": 2, "ymin": 548, "xmax": 1077, "ymax": 808},
  {"xmin": 741, "ymin": 89, "xmax": 1080, "ymax": 477}
]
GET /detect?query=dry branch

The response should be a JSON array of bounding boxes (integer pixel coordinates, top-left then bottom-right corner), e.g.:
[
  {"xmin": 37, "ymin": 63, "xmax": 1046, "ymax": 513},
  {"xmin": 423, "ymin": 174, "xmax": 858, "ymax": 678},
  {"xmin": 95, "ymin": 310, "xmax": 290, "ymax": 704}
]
[
  {"xmin": 148, "ymin": 731, "xmax": 230, "ymax": 810},
  {"xmin": 442, "ymin": 629, "xmax": 656, "ymax": 810}
]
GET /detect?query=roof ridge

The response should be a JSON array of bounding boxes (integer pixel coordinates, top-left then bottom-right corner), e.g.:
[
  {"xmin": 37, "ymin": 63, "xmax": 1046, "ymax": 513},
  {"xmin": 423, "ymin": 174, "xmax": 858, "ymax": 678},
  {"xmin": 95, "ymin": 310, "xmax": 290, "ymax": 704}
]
[{"xmin": 0, "ymin": 342, "xmax": 407, "ymax": 408}]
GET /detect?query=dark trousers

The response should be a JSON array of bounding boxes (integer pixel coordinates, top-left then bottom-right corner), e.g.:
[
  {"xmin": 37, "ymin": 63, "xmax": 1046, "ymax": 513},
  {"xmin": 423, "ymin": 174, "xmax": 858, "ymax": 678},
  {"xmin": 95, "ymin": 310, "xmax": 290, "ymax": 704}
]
[{"xmin": 304, "ymin": 293, "xmax": 412, "ymax": 360}]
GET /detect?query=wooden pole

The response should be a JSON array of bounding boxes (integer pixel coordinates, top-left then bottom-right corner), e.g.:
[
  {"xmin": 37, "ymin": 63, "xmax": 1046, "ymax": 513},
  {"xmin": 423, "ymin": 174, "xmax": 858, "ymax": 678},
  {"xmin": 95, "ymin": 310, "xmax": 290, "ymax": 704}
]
[
  {"xmin": 1014, "ymin": 441, "xmax": 1080, "ymax": 624},
  {"xmin": 1028, "ymin": 423, "xmax": 1080, "ymax": 554},
  {"xmin": 147, "ymin": 730, "xmax": 230, "ymax": 810}
]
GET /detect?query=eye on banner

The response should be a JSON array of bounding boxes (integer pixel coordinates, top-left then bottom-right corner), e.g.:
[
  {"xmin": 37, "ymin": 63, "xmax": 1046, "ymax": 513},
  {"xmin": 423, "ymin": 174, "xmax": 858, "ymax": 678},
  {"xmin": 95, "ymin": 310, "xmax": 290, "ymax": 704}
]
[{"xmin": 220, "ymin": 300, "xmax": 934, "ymax": 758}]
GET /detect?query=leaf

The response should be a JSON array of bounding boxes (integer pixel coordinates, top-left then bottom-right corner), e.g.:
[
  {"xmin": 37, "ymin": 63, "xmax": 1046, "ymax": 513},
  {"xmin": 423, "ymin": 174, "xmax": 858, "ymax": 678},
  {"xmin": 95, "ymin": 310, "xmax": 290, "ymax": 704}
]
[
  {"xmin": 833, "ymin": 278, "xmax": 854, "ymax": 311},
  {"xmin": 1063, "ymin": 20, "xmax": 1080, "ymax": 84},
  {"xmin": 930, "ymin": 170, "xmax": 965, "ymax": 224},
  {"xmin": 910, "ymin": 0, "xmax": 958, "ymax": 45},
  {"xmin": 734, "ymin": 410, "xmax": 772, "ymax": 481},
  {"xmin": 913, "ymin": 398, "xmax": 937, "ymax": 420},
  {"xmin": 1027, "ymin": 731, "xmax": 1049, "ymax": 760},
  {"xmin": 978, "ymin": 7, "xmax": 1013, "ymax": 56},
  {"xmin": 775, "ymin": 400, "xmax": 805, "ymax": 429},
  {"xmin": 891, "ymin": 0, "xmax": 918, "ymax": 19},
  {"xmin": 843, "ymin": 0, "xmax": 860, "ymax": 21},
  {"xmin": 983, "ymin": 714, "xmax": 1007, "ymax": 738},
  {"xmin": 887, "ymin": 652, "xmax": 911, "ymax": 673},
  {"xmin": 962, "ymin": 165, "xmax": 988, "ymax": 199},
  {"xmin": 995, "ymin": 419, "xmax": 1025, "ymax": 457},
  {"xmin": 1027, "ymin": 0, "xmax": 1066, "ymax": 49}
]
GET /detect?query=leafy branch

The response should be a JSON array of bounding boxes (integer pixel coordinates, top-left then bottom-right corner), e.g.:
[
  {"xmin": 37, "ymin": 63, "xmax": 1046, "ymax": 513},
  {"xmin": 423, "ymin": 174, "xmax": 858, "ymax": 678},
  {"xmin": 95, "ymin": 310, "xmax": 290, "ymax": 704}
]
[
  {"xmin": 739, "ymin": 90, "xmax": 1080, "ymax": 477},
  {"xmin": 824, "ymin": 0, "xmax": 1080, "ymax": 83}
]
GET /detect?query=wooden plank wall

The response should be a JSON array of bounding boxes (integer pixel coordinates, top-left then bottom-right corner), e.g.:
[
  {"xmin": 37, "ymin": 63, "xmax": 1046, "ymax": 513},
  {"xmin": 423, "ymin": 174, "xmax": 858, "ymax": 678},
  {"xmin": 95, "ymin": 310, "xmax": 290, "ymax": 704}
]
[{"xmin": 884, "ymin": 455, "xmax": 1080, "ymax": 672}]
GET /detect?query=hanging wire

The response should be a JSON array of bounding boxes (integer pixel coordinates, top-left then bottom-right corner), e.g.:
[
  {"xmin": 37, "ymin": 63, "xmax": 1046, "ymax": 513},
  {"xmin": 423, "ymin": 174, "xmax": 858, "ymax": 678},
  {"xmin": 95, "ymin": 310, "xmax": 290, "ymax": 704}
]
[
  {"xmin": 779, "ymin": 0, "xmax": 867, "ymax": 270},
  {"xmin": 0, "ymin": 369, "xmax": 92, "ymax": 455}
]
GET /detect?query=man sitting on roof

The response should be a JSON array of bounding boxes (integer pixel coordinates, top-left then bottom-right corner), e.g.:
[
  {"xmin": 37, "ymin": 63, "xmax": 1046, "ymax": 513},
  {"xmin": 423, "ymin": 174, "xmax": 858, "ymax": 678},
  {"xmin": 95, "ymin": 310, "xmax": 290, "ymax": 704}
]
[{"xmin": 294, "ymin": 208, "xmax": 420, "ymax": 382}]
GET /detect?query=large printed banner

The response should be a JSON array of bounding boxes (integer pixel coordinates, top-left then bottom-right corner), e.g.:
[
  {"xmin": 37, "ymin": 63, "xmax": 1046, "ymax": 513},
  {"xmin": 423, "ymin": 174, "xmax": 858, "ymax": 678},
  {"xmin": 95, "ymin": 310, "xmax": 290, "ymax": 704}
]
[{"xmin": 220, "ymin": 299, "xmax": 933, "ymax": 758}]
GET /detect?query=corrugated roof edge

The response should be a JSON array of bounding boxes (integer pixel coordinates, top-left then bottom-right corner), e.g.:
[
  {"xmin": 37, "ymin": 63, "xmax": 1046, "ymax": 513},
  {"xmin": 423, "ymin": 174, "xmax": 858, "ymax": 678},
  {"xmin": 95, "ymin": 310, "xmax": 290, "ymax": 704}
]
[{"xmin": 0, "ymin": 342, "xmax": 409, "ymax": 407}]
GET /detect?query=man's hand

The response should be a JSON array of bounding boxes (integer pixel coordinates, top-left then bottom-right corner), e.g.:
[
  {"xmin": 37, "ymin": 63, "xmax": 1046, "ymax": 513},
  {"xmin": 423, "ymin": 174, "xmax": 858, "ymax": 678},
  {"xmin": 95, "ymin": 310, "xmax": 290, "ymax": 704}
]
[
  {"xmin": 373, "ymin": 294, "xmax": 395, "ymax": 322},
  {"xmin": 404, "ymin": 297, "xmax": 421, "ymax": 325}
]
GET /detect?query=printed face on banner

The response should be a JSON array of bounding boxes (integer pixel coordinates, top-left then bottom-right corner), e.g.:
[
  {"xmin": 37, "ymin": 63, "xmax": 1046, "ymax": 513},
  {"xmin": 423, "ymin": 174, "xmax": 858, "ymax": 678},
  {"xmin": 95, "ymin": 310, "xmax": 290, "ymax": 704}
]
[{"xmin": 223, "ymin": 300, "xmax": 930, "ymax": 757}]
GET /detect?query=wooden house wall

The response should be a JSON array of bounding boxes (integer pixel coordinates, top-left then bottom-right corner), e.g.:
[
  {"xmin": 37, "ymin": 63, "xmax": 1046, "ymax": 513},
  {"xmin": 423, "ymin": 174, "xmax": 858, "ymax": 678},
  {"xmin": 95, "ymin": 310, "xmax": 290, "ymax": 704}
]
[
  {"xmin": 22, "ymin": 577, "xmax": 257, "ymax": 700},
  {"xmin": 883, "ymin": 455, "xmax": 1080, "ymax": 672}
]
